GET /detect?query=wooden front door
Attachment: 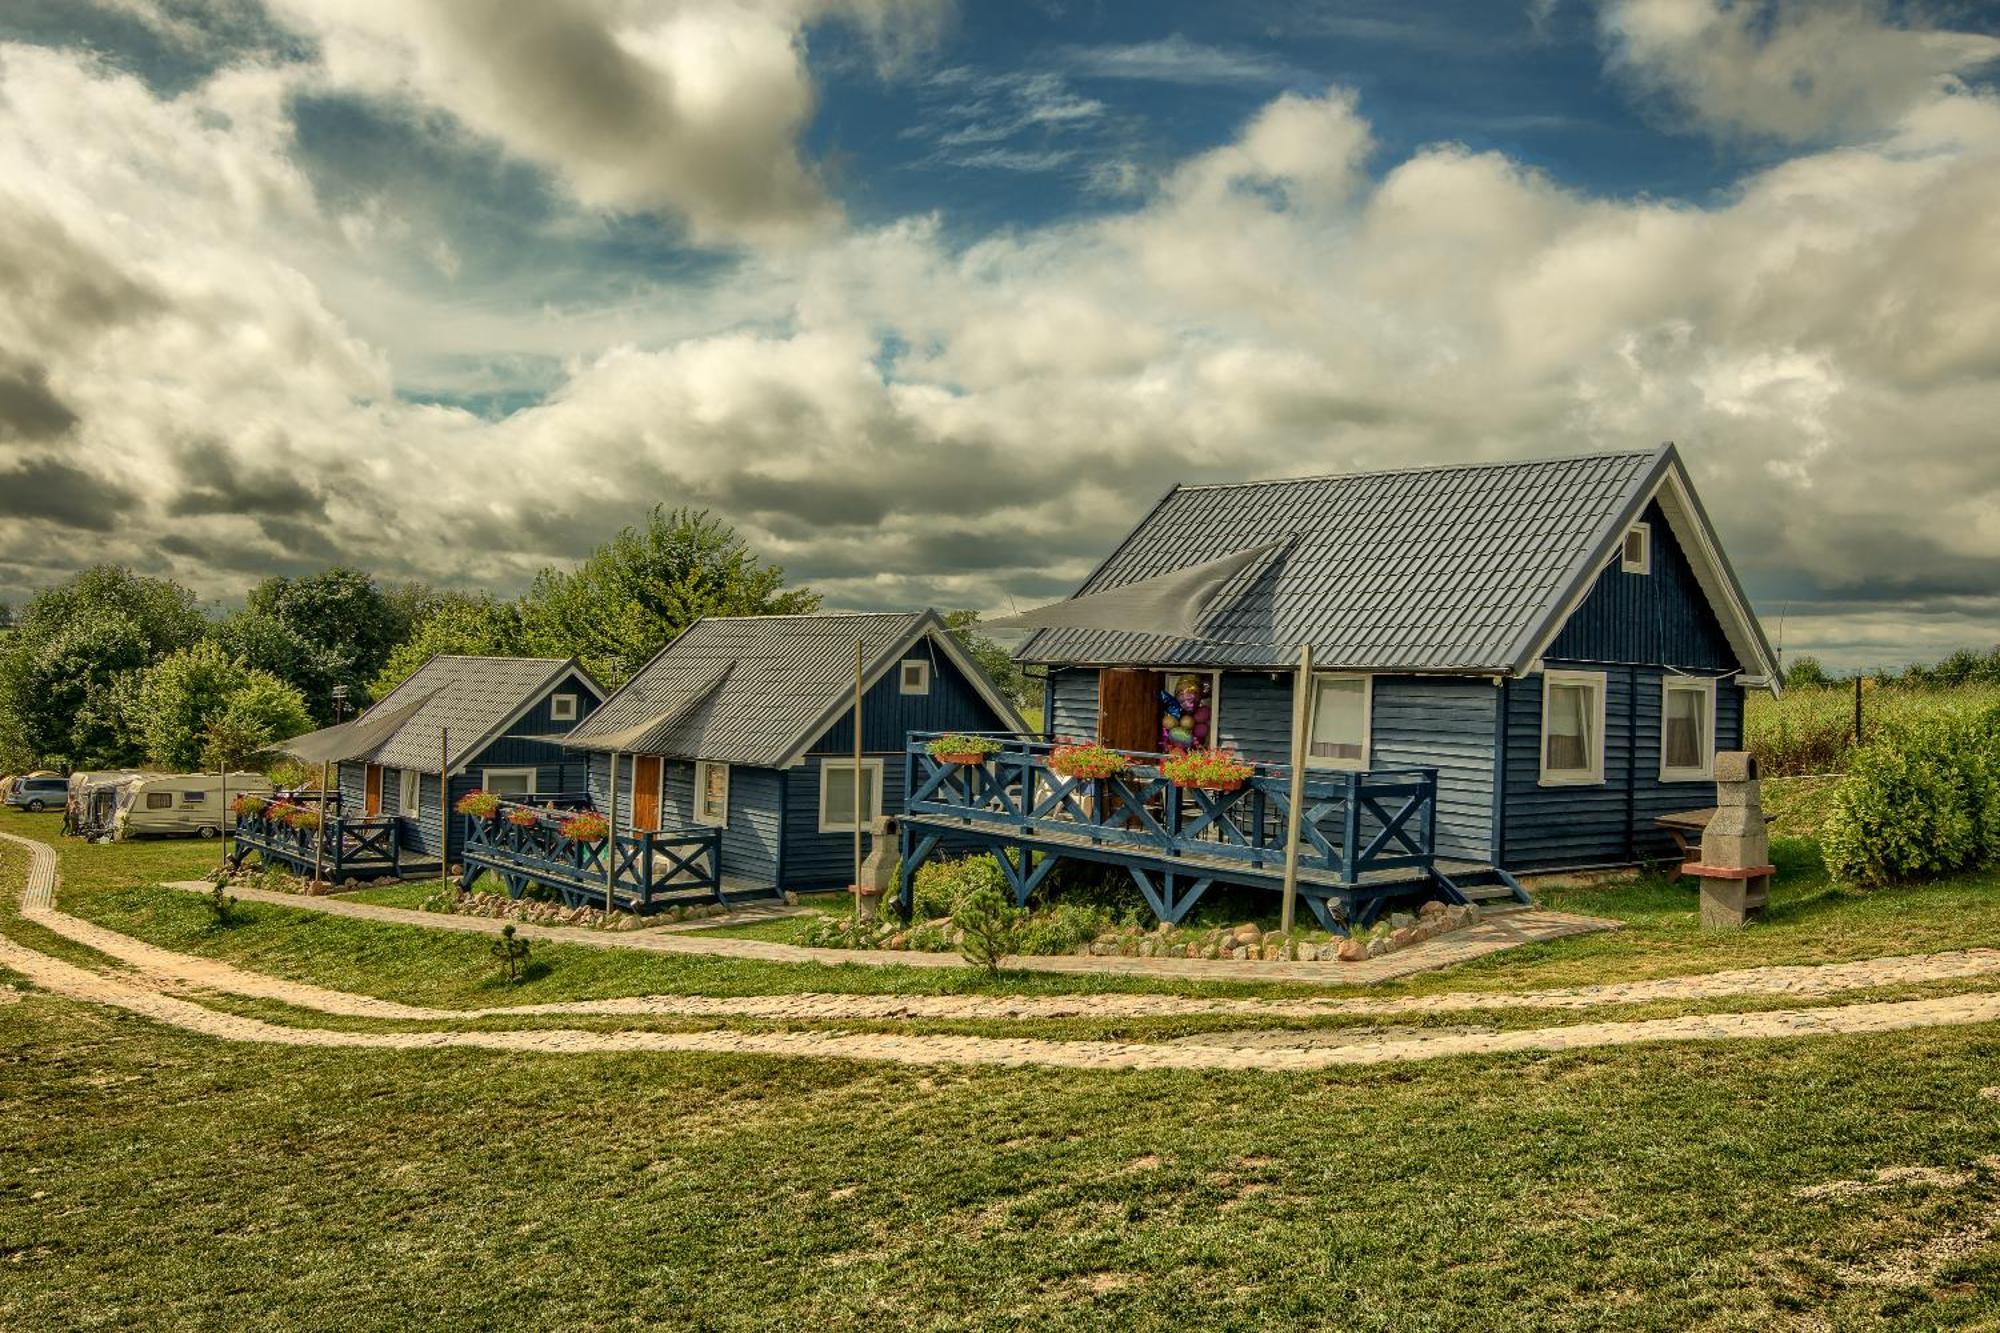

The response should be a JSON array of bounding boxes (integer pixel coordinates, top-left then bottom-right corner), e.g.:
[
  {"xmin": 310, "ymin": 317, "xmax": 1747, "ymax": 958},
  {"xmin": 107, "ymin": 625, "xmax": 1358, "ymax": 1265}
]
[
  {"xmin": 631, "ymin": 756, "xmax": 663, "ymax": 833},
  {"xmin": 1097, "ymin": 669, "xmax": 1163, "ymax": 753},
  {"xmin": 363, "ymin": 764, "xmax": 383, "ymax": 817}
]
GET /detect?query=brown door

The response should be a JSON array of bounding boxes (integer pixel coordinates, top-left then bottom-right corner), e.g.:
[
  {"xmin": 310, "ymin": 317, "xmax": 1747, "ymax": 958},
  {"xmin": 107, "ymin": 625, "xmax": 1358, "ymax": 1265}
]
[
  {"xmin": 1097, "ymin": 669, "xmax": 1163, "ymax": 753},
  {"xmin": 631, "ymin": 756, "xmax": 662, "ymax": 833},
  {"xmin": 363, "ymin": 764, "xmax": 383, "ymax": 817}
]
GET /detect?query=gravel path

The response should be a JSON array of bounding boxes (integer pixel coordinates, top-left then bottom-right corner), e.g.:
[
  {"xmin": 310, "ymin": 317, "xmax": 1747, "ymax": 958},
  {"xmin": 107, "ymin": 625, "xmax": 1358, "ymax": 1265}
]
[
  {"xmin": 158, "ymin": 879, "xmax": 1619, "ymax": 983},
  {"xmin": 8, "ymin": 830, "xmax": 2000, "ymax": 1070}
]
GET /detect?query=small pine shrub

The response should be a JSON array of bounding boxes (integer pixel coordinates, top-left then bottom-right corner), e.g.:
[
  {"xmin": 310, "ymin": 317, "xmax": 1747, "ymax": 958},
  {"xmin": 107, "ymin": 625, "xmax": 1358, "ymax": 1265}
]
[
  {"xmin": 204, "ymin": 885, "xmax": 240, "ymax": 927},
  {"xmin": 952, "ymin": 883, "xmax": 1023, "ymax": 976},
  {"xmin": 490, "ymin": 923, "xmax": 531, "ymax": 982}
]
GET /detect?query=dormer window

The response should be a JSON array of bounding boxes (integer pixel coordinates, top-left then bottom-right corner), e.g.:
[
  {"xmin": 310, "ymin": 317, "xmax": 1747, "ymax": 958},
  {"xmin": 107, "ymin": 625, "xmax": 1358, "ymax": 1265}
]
[{"xmin": 1621, "ymin": 521, "xmax": 1651, "ymax": 575}]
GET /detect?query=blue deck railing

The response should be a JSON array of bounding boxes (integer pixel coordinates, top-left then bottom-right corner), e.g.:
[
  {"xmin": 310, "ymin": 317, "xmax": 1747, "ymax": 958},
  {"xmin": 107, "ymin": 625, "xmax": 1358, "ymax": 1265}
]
[
  {"xmin": 460, "ymin": 799, "xmax": 723, "ymax": 912},
  {"xmin": 902, "ymin": 732, "xmax": 1438, "ymax": 886},
  {"xmin": 231, "ymin": 796, "xmax": 404, "ymax": 881}
]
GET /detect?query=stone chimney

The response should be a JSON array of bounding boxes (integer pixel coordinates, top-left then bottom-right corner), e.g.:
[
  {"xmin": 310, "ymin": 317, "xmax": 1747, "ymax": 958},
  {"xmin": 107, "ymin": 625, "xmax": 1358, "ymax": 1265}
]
[{"xmin": 1691, "ymin": 751, "xmax": 1774, "ymax": 929}]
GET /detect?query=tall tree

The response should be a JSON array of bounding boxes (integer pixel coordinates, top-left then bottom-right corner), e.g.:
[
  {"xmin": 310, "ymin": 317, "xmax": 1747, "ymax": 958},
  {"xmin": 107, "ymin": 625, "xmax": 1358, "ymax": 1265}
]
[
  {"xmin": 518, "ymin": 507, "xmax": 818, "ymax": 684},
  {"xmin": 0, "ymin": 566, "xmax": 204, "ymax": 767},
  {"xmin": 241, "ymin": 566, "xmax": 401, "ymax": 719},
  {"xmin": 130, "ymin": 641, "xmax": 310, "ymax": 771},
  {"xmin": 372, "ymin": 594, "xmax": 526, "ymax": 695}
]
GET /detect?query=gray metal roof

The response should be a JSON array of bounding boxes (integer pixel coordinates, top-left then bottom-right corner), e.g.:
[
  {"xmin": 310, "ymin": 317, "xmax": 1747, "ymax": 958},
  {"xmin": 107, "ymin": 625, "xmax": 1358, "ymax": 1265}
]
[
  {"xmin": 565, "ymin": 611, "xmax": 1023, "ymax": 767},
  {"xmin": 343, "ymin": 656, "xmax": 592, "ymax": 774},
  {"xmin": 1018, "ymin": 447, "xmax": 1718, "ymax": 674}
]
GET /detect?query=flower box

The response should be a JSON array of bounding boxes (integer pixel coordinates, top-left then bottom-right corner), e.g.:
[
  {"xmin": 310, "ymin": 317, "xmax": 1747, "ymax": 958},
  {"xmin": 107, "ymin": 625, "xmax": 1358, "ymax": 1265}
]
[
  {"xmin": 456, "ymin": 790, "xmax": 501, "ymax": 819},
  {"xmin": 229, "ymin": 795, "xmax": 267, "ymax": 818},
  {"xmin": 1160, "ymin": 748, "xmax": 1255, "ymax": 792},
  {"xmin": 927, "ymin": 734, "xmax": 1003, "ymax": 765},
  {"xmin": 505, "ymin": 807, "xmax": 540, "ymax": 828},
  {"xmin": 560, "ymin": 811, "xmax": 609, "ymax": 843},
  {"xmin": 1049, "ymin": 742, "xmax": 1131, "ymax": 781}
]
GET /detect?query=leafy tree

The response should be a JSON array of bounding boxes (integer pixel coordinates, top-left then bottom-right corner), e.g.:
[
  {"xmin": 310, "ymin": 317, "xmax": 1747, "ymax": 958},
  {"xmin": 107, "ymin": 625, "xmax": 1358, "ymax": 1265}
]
[
  {"xmin": 213, "ymin": 609, "xmax": 342, "ymax": 718},
  {"xmin": 1783, "ymin": 656, "xmax": 1833, "ymax": 691},
  {"xmin": 131, "ymin": 641, "xmax": 311, "ymax": 771},
  {"xmin": 0, "ymin": 566, "xmax": 204, "ymax": 767},
  {"xmin": 243, "ymin": 567, "xmax": 403, "ymax": 718},
  {"xmin": 518, "ymin": 507, "xmax": 818, "ymax": 684},
  {"xmin": 943, "ymin": 610, "xmax": 1032, "ymax": 711},
  {"xmin": 371, "ymin": 594, "xmax": 526, "ymax": 695}
]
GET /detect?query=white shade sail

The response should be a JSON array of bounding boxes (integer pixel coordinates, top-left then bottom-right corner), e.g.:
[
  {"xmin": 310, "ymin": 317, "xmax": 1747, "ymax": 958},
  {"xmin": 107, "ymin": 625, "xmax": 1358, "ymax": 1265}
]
[{"xmin": 983, "ymin": 539, "xmax": 1291, "ymax": 641}]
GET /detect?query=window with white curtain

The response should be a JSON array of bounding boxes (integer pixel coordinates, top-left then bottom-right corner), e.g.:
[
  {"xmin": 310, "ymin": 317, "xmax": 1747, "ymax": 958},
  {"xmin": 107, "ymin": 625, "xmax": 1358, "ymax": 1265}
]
[
  {"xmin": 1307, "ymin": 674, "xmax": 1371, "ymax": 769},
  {"xmin": 1661, "ymin": 677, "xmax": 1716, "ymax": 781},
  {"xmin": 819, "ymin": 759, "xmax": 882, "ymax": 832},
  {"xmin": 1541, "ymin": 670, "xmax": 1606, "ymax": 785},
  {"xmin": 695, "ymin": 761, "xmax": 730, "ymax": 826}
]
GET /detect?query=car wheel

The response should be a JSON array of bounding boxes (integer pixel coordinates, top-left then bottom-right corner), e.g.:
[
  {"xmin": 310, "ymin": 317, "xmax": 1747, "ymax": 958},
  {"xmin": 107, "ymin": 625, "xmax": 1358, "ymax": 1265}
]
[
  {"xmin": 26, "ymin": 799, "xmax": 45, "ymax": 812},
  {"xmin": 198, "ymin": 825, "xmax": 218, "ymax": 839}
]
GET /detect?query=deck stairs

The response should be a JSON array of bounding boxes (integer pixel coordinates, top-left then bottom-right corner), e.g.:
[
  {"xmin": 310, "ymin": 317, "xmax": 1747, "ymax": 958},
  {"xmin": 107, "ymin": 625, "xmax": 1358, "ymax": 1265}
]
[{"xmin": 1431, "ymin": 863, "xmax": 1535, "ymax": 909}]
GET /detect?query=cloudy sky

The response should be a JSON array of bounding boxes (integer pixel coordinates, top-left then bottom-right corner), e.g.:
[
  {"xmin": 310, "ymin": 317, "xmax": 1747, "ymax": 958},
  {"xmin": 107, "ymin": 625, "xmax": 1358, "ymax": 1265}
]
[{"xmin": 1, "ymin": 0, "xmax": 1997, "ymax": 667}]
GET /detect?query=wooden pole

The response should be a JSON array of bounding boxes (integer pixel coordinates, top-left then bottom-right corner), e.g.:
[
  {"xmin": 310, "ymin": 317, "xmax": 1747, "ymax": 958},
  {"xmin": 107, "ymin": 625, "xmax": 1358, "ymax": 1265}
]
[
  {"xmin": 853, "ymin": 636, "xmax": 865, "ymax": 896},
  {"xmin": 218, "ymin": 761, "xmax": 228, "ymax": 868},
  {"xmin": 439, "ymin": 728, "xmax": 449, "ymax": 895},
  {"xmin": 606, "ymin": 750, "xmax": 619, "ymax": 914},
  {"xmin": 313, "ymin": 759, "xmax": 330, "ymax": 886},
  {"xmin": 1280, "ymin": 642, "xmax": 1315, "ymax": 935}
]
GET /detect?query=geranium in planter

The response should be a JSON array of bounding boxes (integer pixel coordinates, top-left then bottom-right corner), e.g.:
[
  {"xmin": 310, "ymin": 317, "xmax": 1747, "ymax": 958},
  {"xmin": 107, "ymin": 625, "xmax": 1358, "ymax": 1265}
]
[
  {"xmin": 560, "ymin": 811, "xmax": 609, "ymax": 843},
  {"xmin": 1160, "ymin": 747, "xmax": 1256, "ymax": 792},
  {"xmin": 505, "ymin": 807, "xmax": 541, "ymax": 828},
  {"xmin": 229, "ymin": 794, "xmax": 267, "ymax": 818},
  {"xmin": 455, "ymin": 790, "xmax": 500, "ymax": 819},
  {"xmin": 927, "ymin": 734, "xmax": 1003, "ymax": 765},
  {"xmin": 280, "ymin": 804, "xmax": 323, "ymax": 831},
  {"xmin": 1048, "ymin": 742, "xmax": 1131, "ymax": 781}
]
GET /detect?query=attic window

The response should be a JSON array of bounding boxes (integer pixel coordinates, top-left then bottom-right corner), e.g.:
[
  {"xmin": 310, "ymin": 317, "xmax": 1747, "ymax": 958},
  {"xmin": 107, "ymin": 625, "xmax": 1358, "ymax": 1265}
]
[
  {"xmin": 1621, "ymin": 522, "xmax": 1651, "ymax": 575},
  {"xmin": 551, "ymin": 693, "xmax": 579, "ymax": 722},
  {"xmin": 900, "ymin": 660, "xmax": 931, "ymax": 695}
]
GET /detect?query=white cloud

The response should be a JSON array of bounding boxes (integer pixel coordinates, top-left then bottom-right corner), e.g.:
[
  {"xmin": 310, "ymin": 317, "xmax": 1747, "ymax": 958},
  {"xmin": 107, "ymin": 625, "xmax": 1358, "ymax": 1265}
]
[
  {"xmin": 1599, "ymin": 0, "xmax": 2000, "ymax": 142},
  {"xmin": 4, "ymin": 3, "xmax": 2000, "ymax": 666},
  {"xmin": 1060, "ymin": 35, "xmax": 1300, "ymax": 86}
]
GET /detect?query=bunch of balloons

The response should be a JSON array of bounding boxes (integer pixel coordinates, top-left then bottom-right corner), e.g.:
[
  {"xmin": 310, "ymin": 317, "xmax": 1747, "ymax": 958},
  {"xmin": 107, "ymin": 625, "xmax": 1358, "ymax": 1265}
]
[{"xmin": 1158, "ymin": 673, "xmax": 1213, "ymax": 751}]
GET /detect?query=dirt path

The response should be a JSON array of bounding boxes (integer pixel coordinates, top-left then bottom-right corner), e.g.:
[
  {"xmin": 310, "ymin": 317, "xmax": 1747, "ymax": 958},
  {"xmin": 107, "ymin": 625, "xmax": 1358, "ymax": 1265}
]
[{"xmin": 9, "ymin": 832, "xmax": 2000, "ymax": 1027}]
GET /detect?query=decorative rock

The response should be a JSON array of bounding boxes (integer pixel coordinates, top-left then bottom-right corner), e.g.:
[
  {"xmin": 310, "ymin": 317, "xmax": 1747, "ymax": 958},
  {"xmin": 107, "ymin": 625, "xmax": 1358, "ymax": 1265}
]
[
  {"xmin": 1230, "ymin": 946, "xmax": 1250, "ymax": 961},
  {"xmin": 1336, "ymin": 938, "xmax": 1369, "ymax": 962},
  {"xmin": 1419, "ymin": 900, "xmax": 1446, "ymax": 919},
  {"xmin": 1390, "ymin": 926, "xmax": 1416, "ymax": 948},
  {"xmin": 1389, "ymin": 912, "xmax": 1417, "ymax": 929}
]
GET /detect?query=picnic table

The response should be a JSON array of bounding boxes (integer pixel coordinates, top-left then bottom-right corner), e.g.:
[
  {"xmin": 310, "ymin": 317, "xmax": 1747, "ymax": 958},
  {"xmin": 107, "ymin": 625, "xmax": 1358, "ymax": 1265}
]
[{"xmin": 1655, "ymin": 807, "xmax": 1781, "ymax": 861}]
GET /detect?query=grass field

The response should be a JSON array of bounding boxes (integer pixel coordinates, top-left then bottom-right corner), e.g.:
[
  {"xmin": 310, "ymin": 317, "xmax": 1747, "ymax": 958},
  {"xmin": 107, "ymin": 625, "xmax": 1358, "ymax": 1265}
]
[
  {"xmin": 8, "ymin": 811, "xmax": 2000, "ymax": 1328},
  {"xmin": 1746, "ymin": 682, "xmax": 2000, "ymax": 777}
]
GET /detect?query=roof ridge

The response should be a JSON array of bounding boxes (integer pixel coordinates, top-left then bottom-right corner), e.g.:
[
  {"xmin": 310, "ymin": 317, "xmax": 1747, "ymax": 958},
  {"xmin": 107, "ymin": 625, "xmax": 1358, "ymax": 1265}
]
[
  {"xmin": 696, "ymin": 610, "xmax": 922, "ymax": 621},
  {"xmin": 1174, "ymin": 446, "xmax": 1663, "ymax": 493}
]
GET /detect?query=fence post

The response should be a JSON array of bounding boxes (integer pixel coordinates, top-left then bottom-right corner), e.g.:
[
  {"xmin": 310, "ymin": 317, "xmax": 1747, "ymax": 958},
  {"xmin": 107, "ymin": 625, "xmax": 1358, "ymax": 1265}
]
[
  {"xmin": 1853, "ymin": 676, "xmax": 1864, "ymax": 746},
  {"xmin": 1420, "ymin": 769, "xmax": 1437, "ymax": 867}
]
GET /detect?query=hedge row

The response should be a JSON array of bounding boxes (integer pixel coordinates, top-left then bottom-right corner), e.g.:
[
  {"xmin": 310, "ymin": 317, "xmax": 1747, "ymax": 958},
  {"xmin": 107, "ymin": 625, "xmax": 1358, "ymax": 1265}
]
[{"xmin": 1821, "ymin": 707, "xmax": 2000, "ymax": 886}]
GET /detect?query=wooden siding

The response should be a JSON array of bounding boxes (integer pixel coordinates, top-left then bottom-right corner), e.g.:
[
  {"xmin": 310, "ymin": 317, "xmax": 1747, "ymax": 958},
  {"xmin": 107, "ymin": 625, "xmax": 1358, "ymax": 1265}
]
[
  {"xmin": 1047, "ymin": 669, "xmax": 1099, "ymax": 741},
  {"xmin": 1545, "ymin": 499, "xmax": 1737, "ymax": 670},
  {"xmin": 781, "ymin": 756, "xmax": 899, "ymax": 891},
  {"xmin": 587, "ymin": 750, "xmax": 781, "ymax": 887},
  {"xmin": 1499, "ymin": 662, "xmax": 1745, "ymax": 870},
  {"xmin": 808, "ymin": 638, "xmax": 1007, "ymax": 755},
  {"xmin": 1370, "ymin": 677, "xmax": 1498, "ymax": 863},
  {"xmin": 1213, "ymin": 671, "xmax": 1290, "ymax": 763}
]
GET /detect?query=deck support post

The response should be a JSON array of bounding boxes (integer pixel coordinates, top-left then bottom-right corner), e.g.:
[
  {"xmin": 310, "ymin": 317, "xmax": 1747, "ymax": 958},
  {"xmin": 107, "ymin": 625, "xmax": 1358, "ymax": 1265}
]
[
  {"xmin": 313, "ymin": 759, "xmax": 330, "ymax": 886},
  {"xmin": 607, "ymin": 750, "xmax": 620, "ymax": 915},
  {"xmin": 853, "ymin": 635, "xmax": 865, "ymax": 900},
  {"xmin": 1280, "ymin": 641, "xmax": 1314, "ymax": 934},
  {"xmin": 439, "ymin": 728, "xmax": 450, "ymax": 898}
]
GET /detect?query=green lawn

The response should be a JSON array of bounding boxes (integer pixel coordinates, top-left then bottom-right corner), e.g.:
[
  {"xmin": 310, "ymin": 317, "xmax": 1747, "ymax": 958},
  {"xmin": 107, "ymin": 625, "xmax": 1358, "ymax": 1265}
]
[
  {"xmin": 8, "ymin": 816, "xmax": 2000, "ymax": 1327},
  {"xmin": 3, "ymin": 989, "xmax": 1999, "ymax": 1330}
]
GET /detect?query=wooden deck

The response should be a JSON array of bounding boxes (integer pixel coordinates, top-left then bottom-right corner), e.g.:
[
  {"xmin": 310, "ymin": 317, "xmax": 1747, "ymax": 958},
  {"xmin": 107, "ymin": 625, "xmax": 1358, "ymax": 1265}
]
[
  {"xmin": 231, "ymin": 809, "xmax": 411, "ymax": 882},
  {"xmin": 458, "ymin": 802, "xmax": 755, "ymax": 914},
  {"xmin": 899, "ymin": 732, "xmax": 1528, "ymax": 932}
]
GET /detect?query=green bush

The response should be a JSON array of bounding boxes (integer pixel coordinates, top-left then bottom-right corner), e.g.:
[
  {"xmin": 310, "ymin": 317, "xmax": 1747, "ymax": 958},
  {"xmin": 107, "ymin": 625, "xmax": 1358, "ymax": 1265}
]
[
  {"xmin": 1014, "ymin": 902, "xmax": 1115, "ymax": 955},
  {"xmin": 909, "ymin": 853, "xmax": 1009, "ymax": 920},
  {"xmin": 1821, "ymin": 708, "xmax": 2000, "ymax": 886}
]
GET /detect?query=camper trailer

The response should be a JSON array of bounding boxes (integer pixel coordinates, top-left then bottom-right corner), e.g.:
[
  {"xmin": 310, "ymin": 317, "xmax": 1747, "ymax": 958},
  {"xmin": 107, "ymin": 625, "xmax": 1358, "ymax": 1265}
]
[
  {"xmin": 66, "ymin": 771, "xmax": 145, "ymax": 838},
  {"xmin": 113, "ymin": 772, "xmax": 272, "ymax": 840}
]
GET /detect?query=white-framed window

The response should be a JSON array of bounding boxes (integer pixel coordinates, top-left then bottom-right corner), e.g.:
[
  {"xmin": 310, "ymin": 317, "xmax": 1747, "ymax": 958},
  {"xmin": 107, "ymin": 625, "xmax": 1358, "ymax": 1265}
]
[
  {"xmin": 819, "ymin": 758, "xmax": 883, "ymax": 833},
  {"xmin": 1660, "ymin": 676, "xmax": 1717, "ymax": 782},
  {"xmin": 1621, "ymin": 521, "xmax": 1651, "ymax": 575},
  {"xmin": 899, "ymin": 659, "xmax": 931, "ymax": 695},
  {"xmin": 1540, "ymin": 669, "xmax": 1608, "ymax": 786},
  {"xmin": 694, "ymin": 761, "xmax": 730, "ymax": 827},
  {"xmin": 1306, "ymin": 673, "xmax": 1371, "ymax": 769},
  {"xmin": 181, "ymin": 790, "xmax": 206, "ymax": 804},
  {"xmin": 551, "ymin": 693, "xmax": 579, "ymax": 722},
  {"xmin": 398, "ymin": 768, "xmax": 420, "ymax": 817},
  {"xmin": 482, "ymin": 767, "xmax": 536, "ymax": 799}
]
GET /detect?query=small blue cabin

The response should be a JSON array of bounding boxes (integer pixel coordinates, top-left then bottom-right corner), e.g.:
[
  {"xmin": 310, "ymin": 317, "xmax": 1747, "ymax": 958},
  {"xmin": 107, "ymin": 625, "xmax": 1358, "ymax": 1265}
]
[
  {"xmin": 899, "ymin": 445, "xmax": 1779, "ymax": 929},
  {"xmin": 460, "ymin": 611, "xmax": 1025, "ymax": 907},
  {"xmin": 333, "ymin": 655, "xmax": 605, "ymax": 866}
]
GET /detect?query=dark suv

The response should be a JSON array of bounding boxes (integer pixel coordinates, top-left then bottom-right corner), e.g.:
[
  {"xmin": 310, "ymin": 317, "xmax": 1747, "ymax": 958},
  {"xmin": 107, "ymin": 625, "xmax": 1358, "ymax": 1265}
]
[{"xmin": 6, "ymin": 777, "xmax": 69, "ymax": 812}]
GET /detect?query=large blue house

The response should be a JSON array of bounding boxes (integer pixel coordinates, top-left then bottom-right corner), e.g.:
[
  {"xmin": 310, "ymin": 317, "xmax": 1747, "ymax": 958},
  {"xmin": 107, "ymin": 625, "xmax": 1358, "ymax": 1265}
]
[{"xmin": 898, "ymin": 445, "xmax": 1779, "ymax": 928}]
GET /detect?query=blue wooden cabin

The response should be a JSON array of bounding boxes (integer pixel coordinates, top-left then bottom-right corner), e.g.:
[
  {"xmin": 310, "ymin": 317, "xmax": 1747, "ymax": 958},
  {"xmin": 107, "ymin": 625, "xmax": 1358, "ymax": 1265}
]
[
  {"xmin": 899, "ymin": 445, "xmax": 1779, "ymax": 930},
  {"xmin": 459, "ymin": 611, "xmax": 1025, "ymax": 909}
]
